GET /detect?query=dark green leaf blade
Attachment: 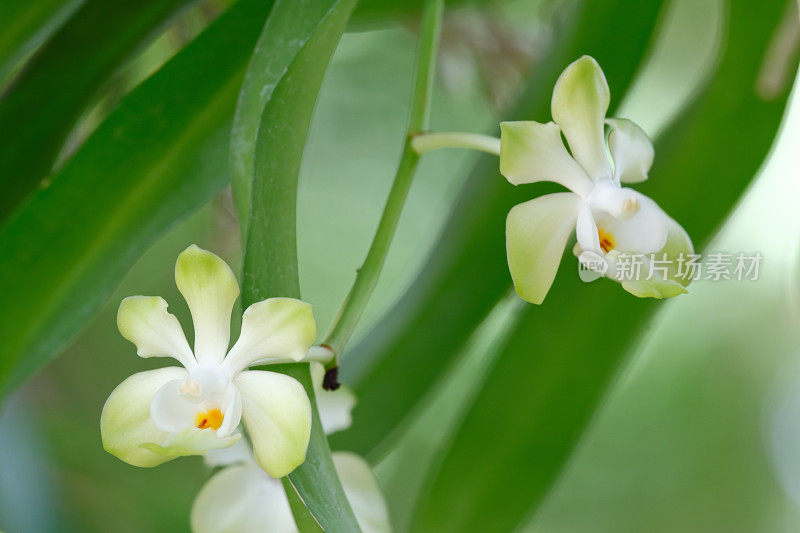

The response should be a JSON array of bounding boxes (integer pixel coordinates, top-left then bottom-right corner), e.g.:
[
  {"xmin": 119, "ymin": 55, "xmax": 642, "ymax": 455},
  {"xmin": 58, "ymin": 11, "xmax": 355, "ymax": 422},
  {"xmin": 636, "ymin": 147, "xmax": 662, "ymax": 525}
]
[
  {"xmin": 413, "ymin": 1, "xmax": 799, "ymax": 531},
  {"xmin": 333, "ymin": 0, "xmax": 667, "ymax": 459},
  {"xmin": 0, "ymin": 0, "xmax": 81, "ymax": 81},
  {"xmin": 0, "ymin": 0, "xmax": 200, "ymax": 219},
  {"xmin": 0, "ymin": 0, "xmax": 274, "ymax": 397}
]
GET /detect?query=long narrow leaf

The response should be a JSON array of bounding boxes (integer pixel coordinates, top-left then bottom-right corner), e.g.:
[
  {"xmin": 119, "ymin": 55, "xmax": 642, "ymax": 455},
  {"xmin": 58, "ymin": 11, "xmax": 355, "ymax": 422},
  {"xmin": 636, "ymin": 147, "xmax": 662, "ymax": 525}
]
[
  {"xmin": 234, "ymin": 0, "xmax": 360, "ymax": 529},
  {"xmin": 0, "ymin": 0, "xmax": 274, "ymax": 397},
  {"xmin": 0, "ymin": 0, "xmax": 200, "ymax": 219},
  {"xmin": 0, "ymin": 0, "xmax": 82, "ymax": 81}
]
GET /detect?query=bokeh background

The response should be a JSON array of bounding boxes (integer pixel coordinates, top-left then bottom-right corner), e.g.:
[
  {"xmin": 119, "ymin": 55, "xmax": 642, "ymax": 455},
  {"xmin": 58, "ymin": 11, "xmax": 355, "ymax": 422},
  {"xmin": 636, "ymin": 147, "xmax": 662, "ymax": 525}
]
[{"xmin": 2, "ymin": 0, "xmax": 800, "ymax": 531}]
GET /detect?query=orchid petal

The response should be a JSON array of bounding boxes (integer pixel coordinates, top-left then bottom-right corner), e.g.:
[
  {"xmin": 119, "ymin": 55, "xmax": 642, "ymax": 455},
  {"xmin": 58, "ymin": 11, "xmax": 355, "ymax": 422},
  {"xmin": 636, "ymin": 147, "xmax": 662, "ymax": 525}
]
[
  {"xmin": 217, "ymin": 385, "xmax": 242, "ymax": 438},
  {"xmin": 587, "ymin": 179, "xmax": 641, "ymax": 219},
  {"xmin": 334, "ymin": 452, "xmax": 392, "ymax": 533},
  {"xmin": 576, "ymin": 203, "xmax": 601, "ymax": 254},
  {"xmin": 600, "ymin": 191, "xmax": 668, "ymax": 254},
  {"xmin": 175, "ymin": 245, "xmax": 239, "ymax": 365},
  {"xmin": 312, "ymin": 363, "xmax": 356, "ymax": 435},
  {"xmin": 149, "ymin": 378, "xmax": 198, "ymax": 433},
  {"xmin": 621, "ymin": 214, "xmax": 694, "ymax": 298},
  {"xmin": 235, "ymin": 370, "xmax": 312, "ymax": 478},
  {"xmin": 499, "ymin": 121, "xmax": 592, "ymax": 196},
  {"xmin": 660, "ymin": 215, "xmax": 695, "ymax": 288},
  {"xmin": 332, "ymin": 452, "xmax": 392, "ymax": 533},
  {"xmin": 191, "ymin": 464, "xmax": 295, "ymax": 533},
  {"xmin": 101, "ymin": 367, "xmax": 187, "ymax": 467},
  {"xmin": 204, "ymin": 439, "xmax": 252, "ymax": 468},
  {"xmin": 223, "ymin": 298, "xmax": 317, "ymax": 375},
  {"xmin": 117, "ymin": 296, "xmax": 195, "ymax": 369},
  {"xmin": 607, "ymin": 118, "xmax": 654, "ymax": 183},
  {"xmin": 149, "ymin": 375, "xmax": 241, "ymax": 438},
  {"xmin": 621, "ymin": 276, "xmax": 688, "ymax": 299},
  {"xmin": 506, "ymin": 192, "xmax": 582, "ymax": 304},
  {"xmin": 141, "ymin": 427, "xmax": 239, "ymax": 457},
  {"xmin": 551, "ymin": 56, "xmax": 613, "ymax": 181}
]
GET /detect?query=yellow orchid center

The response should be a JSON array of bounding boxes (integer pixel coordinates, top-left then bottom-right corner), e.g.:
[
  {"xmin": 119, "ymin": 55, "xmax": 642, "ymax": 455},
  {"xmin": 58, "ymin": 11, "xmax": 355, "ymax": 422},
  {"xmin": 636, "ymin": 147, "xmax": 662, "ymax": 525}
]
[
  {"xmin": 195, "ymin": 409, "xmax": 224, "ymax": 430},
  {"xmin": 598, "ymin": 228, "xmax": 615, "ymax": 253}
]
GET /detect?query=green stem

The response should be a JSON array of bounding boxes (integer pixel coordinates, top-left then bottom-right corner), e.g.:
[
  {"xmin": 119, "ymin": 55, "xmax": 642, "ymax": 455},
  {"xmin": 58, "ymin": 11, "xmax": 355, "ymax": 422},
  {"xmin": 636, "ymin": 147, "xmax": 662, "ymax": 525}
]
[
  {"xmin": 411, "ymin": 131, "xmax": 501, "ymax": 156},
  {"xmin": 322, "ymin": 0, "xmax": 445, "ymax": 369}
]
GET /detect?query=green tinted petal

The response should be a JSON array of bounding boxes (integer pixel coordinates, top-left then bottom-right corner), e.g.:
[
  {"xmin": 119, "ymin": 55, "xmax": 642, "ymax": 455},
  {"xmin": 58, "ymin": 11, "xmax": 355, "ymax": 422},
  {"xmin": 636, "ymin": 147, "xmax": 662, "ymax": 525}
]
[
  {"xmin": 235, "ymin": 370, "xmax": 311, "ymax": 478},
  {"xmin": 499, "ymin": 121, "xmax": 591, "ymax": 195},
  {"xmin": 175, "ymin": 245, "xmax": 240, "ymax": 365},
  {"xmin": 223, "ymin": 297, "xmax": 317, "ymax": 374},
  {"xmin": 140, "ymin": 427, "xmax": 239, "ymax": 457},
  {"xmin": 101, "ymin": 367, "xmax": 186, "ymax": 467},
  {"xmin": 116, "ymin": 296, "xmax": 195, "ymax": 369},
  {"xmin": 606, "ymin": 118, "xmax": 655, "ymax": 183},
  {"xmin": 617, "ymin": 216, "xmax": 694, "ymax": 299},
  {"xmin": 551, "ymin": 56, "xmax": 612, "ymax": 181},
  {"xmin": 506, "ymin": 193, "xmax": 582, "ymax": 304}
]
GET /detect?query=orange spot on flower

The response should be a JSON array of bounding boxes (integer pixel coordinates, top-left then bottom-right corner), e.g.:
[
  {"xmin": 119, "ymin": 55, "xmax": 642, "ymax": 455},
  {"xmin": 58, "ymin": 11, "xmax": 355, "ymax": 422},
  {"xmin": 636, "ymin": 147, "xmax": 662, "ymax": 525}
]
[
  {"xmin": 195, "ymin": 409, "xmax": 224, "ymax": 430},
  {"xmin": 598, "ymin": 229, "xmax": 615, "ymax": 253}
]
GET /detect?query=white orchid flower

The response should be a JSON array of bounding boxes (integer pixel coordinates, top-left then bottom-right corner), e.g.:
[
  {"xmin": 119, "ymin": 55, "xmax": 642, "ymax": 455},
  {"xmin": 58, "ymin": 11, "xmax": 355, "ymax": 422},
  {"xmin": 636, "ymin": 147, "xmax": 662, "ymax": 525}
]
[
  {"xmin": 191, "ymin": 364, "xmax": 389, "ymax": 533},
  {"xmin": 101, "ymin": 245, "xmax": 317, "ymax": 478},
  {"xmin": 500, "ymin": 55, "xmax": 693, "ymax": 304}
]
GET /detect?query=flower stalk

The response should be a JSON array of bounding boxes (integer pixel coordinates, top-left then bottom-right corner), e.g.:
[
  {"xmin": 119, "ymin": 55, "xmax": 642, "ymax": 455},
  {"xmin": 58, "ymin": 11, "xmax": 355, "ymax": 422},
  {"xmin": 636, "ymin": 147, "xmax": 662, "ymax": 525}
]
[
  {"xmin": 411, "ymin": 131, "xmax": 501, "ymax": 156},
  {"xmin": 322, "ymin": 0, "xmax": 445, "ymax": 381}
]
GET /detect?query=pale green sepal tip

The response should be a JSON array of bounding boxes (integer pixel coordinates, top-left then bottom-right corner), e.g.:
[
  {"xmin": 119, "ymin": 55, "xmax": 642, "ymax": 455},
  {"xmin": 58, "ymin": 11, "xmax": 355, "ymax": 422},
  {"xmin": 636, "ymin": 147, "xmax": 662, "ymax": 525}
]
[
  {"xmin": 616, "ymin": 215, "xmax": 694, "ymax": 300},
  {"xmin": 175, "ymin": 244, "xmax": 240, "ymax": 299},
  {"xmin": 255, "ymin": 297, "xmax": 317, "ymax": 362},
  {"xmin": 660, "ymin": 216, "xmax": 695, "ymax": 288},
  {"xmin": 117, "ymin": 295, "xmax": 164, "ymax": 343},
  {"xmin": 622, "ymin": 278, "xmax": 688, "ymax": 299},
  {"xmin": 551, "ymin": 55, "xmax": 612, "ymax": 181}
]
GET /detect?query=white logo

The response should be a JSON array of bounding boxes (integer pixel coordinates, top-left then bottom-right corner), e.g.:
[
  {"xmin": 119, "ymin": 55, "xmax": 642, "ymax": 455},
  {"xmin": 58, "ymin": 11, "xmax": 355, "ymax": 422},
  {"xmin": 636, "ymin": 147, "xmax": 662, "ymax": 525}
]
[{"xmin": 578, "ymin": 250, "xmax": 607, "ymax": 283}]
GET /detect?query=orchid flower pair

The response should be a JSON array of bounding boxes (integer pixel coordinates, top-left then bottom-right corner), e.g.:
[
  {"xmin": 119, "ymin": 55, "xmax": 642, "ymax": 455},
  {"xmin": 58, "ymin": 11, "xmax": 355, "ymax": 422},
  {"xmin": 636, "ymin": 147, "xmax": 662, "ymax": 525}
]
[
  {"xmin": 99, "ymin": 54, "xmax": 694, "ymax": 532},
  {"xmin": 192, "ymin": 364, "xmax": 391, "ymax": 533},
  {"xmin": 101, "ymin": 245, "xmax": 317, "ymax": 478},
  {"xmin": 500, "ymin": 56, "xmax": 693, "ymax": 304}
]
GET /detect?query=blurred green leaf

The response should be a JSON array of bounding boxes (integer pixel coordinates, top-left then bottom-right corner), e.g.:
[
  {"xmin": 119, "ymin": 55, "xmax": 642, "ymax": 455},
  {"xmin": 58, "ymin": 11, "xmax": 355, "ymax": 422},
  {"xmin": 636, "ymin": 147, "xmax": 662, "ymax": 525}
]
[
  {"xmin": 0, "ymin": 0, "xmax": 83, "ymax": 82},
  {"xmin": 413, "ymin": 1, "xmax": 799, "ymax": 531},
  {"xmin": 349, "ymin": 0, "xmax": 495, "ymax": 28},
  {"xmin": 333, "ymin": 0, "xmax": 667, "ymax": 458},
  {"xmin": 0, "ymin": 0, "xmax": 274, "ymax": 397},
  {"xmin": 235, "ymin": 0, "xmax": 360, "ymax": 529},
  {"xmin": 0, "ymin": 0, "xmax": 201, "ymax": 219}
]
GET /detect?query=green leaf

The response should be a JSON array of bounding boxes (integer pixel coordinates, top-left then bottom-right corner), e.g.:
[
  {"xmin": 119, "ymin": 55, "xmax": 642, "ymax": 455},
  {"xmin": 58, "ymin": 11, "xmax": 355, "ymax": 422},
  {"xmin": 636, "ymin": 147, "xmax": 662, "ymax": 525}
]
[
  {"xmin": 231, "ymin": 0, "xmax": 353, "ymax": 245},
  {"xmin": 332, "ymin": 0, "xmax": 667, "ymax": 459},
  {"xmin": 412, "ymin": 1, "xmax": 798, "ymax": 531},
  {"xmin": 0, "ymin": 0, "xmax": 274, "ymax": 397},
  {"xmin": 277, "ymin": 364, "xmax": 359, "ymax": 532},
  {"xmin": 234, "ymin": 0, "xmax": 360, "ymax": 530},
  {"xmin": 282, "ymin": 477, "xmax": 324, "ymax": 532},
  {"xmin": 349, "ymin": 0, "xmax": 490, "ymax": 28},
  {"xmin": 0, "ymin": 0, "xmax": 82, "ymax": 82},
  {"xmin": 0, "ymin": 0, "xmax": 199, "ymax": 219}
]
